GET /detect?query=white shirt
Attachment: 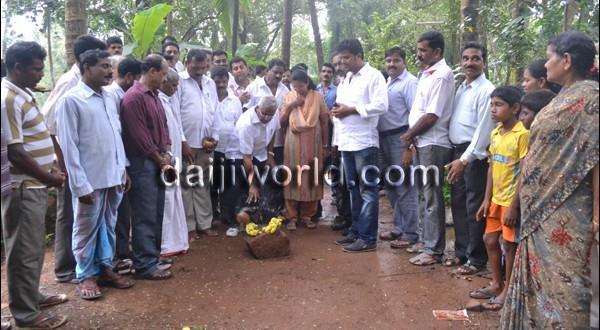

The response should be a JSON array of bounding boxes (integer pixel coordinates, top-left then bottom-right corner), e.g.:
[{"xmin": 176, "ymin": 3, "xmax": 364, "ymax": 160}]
[
  {"xmin": 171, "ymin": 70, "xmax": 218, "ymax": 148},
  {"xmin": 175, "ymin": 61, "xmax": 185, "ymax": 73},
  {"xmin": 332, "ymin": 62, "xmax": 388, "ymax": 151},
  {"xmin": 105, "ymin": 80, "xmax": 125, "ymax": 101},
  {"xmin": 244, "ymin": 76, "xmax": 289, "ymax": 147},
  {"xmin": 56, "ymin": 81, "xmax": 127, "ymax": 198},
  {"xmin": 214, "ymin": 93, "xmax": 243, "ymax": 155},
  {"xmin": 231, "ymin": 106, "xmax": 280, "ymax": 162},
  {"xmin": 227, "ymin": 76, "xmax": 252, "ymax": 99},
  {"xmin": 159, "ymin": 91, "xmax": 185, "ymax": 165},
  {"xmin": 449, "ymin": 74, "xmax": 496, "ymax": 162},
  {"xmin": 41, "ymin": 64, "xmax": 81, "ymax": 135},
  {"xmin": 408, "ymin": 58, "xmax": 455, "ymax": 148}
]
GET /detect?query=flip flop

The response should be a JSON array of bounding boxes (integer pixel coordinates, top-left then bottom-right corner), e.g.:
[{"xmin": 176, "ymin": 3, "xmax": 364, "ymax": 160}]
[
  {"xmin": 444, "ymin": 257, "xmax": 466, "ymax": 267},
  {"xmin": 482, "ymin": 296, "xmax": 505, "ymax": 311},
  {"xmin": 15, "ymin": 312, "xmax": 68, "ymax": 329},
  {"xmin": 409, "ymin": 253, "xmax": 440, "ymax": 266},
  {"xmin": 455, "ymin": 262, "xmax": 486, "ymax": 275},
  {"xmin": 76, "ymin": 284, "xmax": 102, "ymax": 300},
  {"xmin": 469, "ymin": 287, "xmax": 498, "ymax": 299}
]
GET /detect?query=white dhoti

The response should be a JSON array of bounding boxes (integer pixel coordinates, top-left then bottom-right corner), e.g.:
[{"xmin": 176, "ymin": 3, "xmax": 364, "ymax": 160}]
[{"xmin": 160, "ymin": 92, "xmax": 189, "ymax": 255}]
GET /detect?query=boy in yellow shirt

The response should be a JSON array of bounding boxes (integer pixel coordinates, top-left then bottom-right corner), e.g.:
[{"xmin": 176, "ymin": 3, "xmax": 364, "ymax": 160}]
[{"xmin": 471, "ymin": 86, "xmax": 528, "ymax": 311}]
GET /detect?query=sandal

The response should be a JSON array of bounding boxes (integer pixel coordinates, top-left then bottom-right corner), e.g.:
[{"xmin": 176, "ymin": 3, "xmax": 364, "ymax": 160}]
[
  {"xmin": 481, "ymin": 296, "xmax": 505, "ymax": 311},
  {"xmin": 76, "ymin": 278, "xmax": 102, "ymax": 300},
  {"xmin": 469, "ymin": 286, "xmax": 499, "ymax": 299},
  {"xmin": 406, "ymin": 242, "xmax": 424, "ymax": 253},
  {"xmin": 15, "ymin": 312, "xmax": 68, "ymax": 329},
  {"xmin": 38, "ymin": 293, "xmax": 68, "ymax": 308},
  {"xmin": 444, "ymin": 256, "xmax": 466, "ymax": 267},
  {"xmin": 304, "ymin": 220, "xmax": 317, "ymax": 229},
  {"xmin": 286, "ymin": 222, "xmax": 297, "ymax": 231},
  {"xmin": 455, "ymin": 262, "xmax": 486, "ymax": 275},
  {"xmin": 390, "ymin": 239, "xmax": 413, "ymax": 249},
  {"xmin": 409, "ymin": 252, "xmax": 441, "ymax": 266}
]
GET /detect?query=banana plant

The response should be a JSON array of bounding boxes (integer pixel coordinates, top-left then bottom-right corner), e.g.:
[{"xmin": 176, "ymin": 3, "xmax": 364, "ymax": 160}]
[{"xmin": 129, "ymin": 3, "xmax": 173, "ymax": 59}]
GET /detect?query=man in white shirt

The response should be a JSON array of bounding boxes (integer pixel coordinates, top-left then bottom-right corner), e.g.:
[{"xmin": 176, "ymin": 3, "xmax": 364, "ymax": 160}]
[
  {"xmin": 445, "ymin": 42, "xmax": 496, "ymax": 273},
  {"xmin": 331, "ymin": 39, "xmax": 388, "ymax": 253},
  {"xmin": 105, "ymin": 57, "xmax": 142, "ymax": 101},
  {"xmin": 162, "ymin": 41, "xmax": 185, "ymax": 73},
  {"xmin": 41, "ymin": 34, "xmax": 107, "ymax": 284},
  {"xmin": 158, "ymin": 69, "xmax": 189, "ymax": 256},
  {"xmin": 377, "ymin": 47, "xmax": 419, "ymax": 249},
  {"xmin": 401, "ymin": 31, "xmax": 455, "ymax": 265},
  {"xmin": 56, "ymin": 49, "xmax": 133, "ymax": 300},
  {"xmin": 228, "ymin": 57, "xmax": 252, "ymax": 105},
  {"xmin": 211, "ymin": 66, "xmax": 243, "ymax": 236},
  {"xmin": 229, "ymin": 97, "xmax": 281, "ymax": 225},
  {"xmin": 171, "ymin": 49, "xmax": 219, "ymax": 237}
]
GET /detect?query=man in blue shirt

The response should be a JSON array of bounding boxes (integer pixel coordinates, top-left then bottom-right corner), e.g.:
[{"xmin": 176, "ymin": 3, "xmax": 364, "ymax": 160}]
[
  {"xmin": 57, "ymin": 49, "xmax": 134, "ymax": 300},
  {"xmin": 377, "ymin": 47, "xmax": 419, "ymax": 249},
  {"xmin": 317, "ymin": 63, "xmax": 337, "ymax": 111}
]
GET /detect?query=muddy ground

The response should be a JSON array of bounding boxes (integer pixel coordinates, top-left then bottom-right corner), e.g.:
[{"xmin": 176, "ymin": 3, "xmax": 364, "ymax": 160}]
[{"xmin": 1, "ymin": 190, "xmax": 499, "ymax": 329}]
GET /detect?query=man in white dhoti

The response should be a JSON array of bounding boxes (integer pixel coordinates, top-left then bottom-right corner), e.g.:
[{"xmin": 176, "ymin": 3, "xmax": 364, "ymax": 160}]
[{"xmin": 158, "ymin": 69, "xmax": 189, "ymax": 256}]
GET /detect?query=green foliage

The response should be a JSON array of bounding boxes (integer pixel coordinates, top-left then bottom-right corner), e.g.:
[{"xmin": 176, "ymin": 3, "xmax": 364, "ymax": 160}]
[{"xmin": 130, "ymin": 3, "xmax": 173, "ymax": 59}]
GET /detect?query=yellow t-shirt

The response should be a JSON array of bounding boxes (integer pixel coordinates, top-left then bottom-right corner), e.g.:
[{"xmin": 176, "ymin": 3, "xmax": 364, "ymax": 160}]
[{"xmin": 489, "ymin": 121, "xmax": 529, "ymax": 207}]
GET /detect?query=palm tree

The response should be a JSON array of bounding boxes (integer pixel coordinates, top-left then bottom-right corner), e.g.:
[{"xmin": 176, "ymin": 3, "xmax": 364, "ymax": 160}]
[{"xmin": 65, "ymin": 0, "xmax": 87, "ymax": 67}]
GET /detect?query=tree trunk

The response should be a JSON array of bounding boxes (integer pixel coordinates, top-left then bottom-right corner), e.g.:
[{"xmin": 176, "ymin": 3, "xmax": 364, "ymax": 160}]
[
  {"xmin": 308, "ymin": 0, "xmax": 324, "ymax": 70},
  {"xmin": 461, "ymin": 0, "xmax": 479, "ymax": 45},
  {"xmin": 263, "ymin": 24, "xmax": 281, "ymax": 60},
  {"xmin": 45, "ymin": 5, "xmax": 56, "ymax": 87},
  {"xmin": 281, "ymin": 0, "xmax": 293, "ymax": 67},
  {"xmin": 511, "ymin": 0, "xmax": 524, "ymax": 82},
  {"xmin": 166, "ymin": 0, "xmax": 174, "ymax": 36},
  {"xmin": 65, "ymin": 0, "xmax": 88, "ymax": 67},
  {"xmin": 2, "ymin": 0, "xmax": 12, "ymax": 58},
  {"xmin": 563, "ymin": 0, "xmax": 579, "ymax": 31},
  {"xmin": 232, "ymin": 0, "xmax": 240, "ymax": 55}
]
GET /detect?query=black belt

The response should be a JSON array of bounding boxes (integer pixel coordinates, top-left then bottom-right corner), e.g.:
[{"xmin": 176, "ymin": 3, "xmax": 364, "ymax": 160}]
[
  {"xmin": 452, "ymin": 142, "xmax": 470, "ymax": 149},
  {"xmin": 379, "ymin": 125, "xmax": 409, "ymax": 137}
]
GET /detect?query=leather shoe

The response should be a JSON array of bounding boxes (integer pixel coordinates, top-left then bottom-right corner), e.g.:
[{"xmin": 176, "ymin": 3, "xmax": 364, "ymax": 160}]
[{"xmin": 135, "ymin": 268, "xmax": 172, "ymax": 280}]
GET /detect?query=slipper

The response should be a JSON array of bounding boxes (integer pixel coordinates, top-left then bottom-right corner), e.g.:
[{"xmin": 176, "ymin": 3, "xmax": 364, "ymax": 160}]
[
  {"xmin": 444, "ymin": 256, "xmax": 466, "ymax": 267},
  {"xmin": 286, "ymin": 222, "xmax": 297, "ymax": 231},
  {"xmin": 409, "ymin": 252, "xmax": 440, "ymax": 266},
  {"xmin": 481, "ymin": 296, "xmax": 505, "ymax": 311},
  {"xmin": 390, "ymin": 239, "xmax": 413, "ymax": 249},
  {"xmin": 469, "ymin": 287, "xmax": 499, "ymax": 299},
  {"xmin": 39, "ymin": 293, "xmax": 68, "ymax": 308},
  {"xmin": 77, "ymin": 279, "xmax": 102, "ymax": 300},
  {"xmin": 455, "ymin": 262, "xmax": 486, "ymax": 275},
  {"xmin": 304, "ymin": 220, "xmax": 317, "ymax": 229},
  {"xmin": 466, "ymin": 298, "xmax": 484, "ymax": 312},
  {"xmin": 406, "ymin": 242, "xmax": 425, "ymax": 253},
  {"xmin": 14, "ymin": 312, "xmax": 68, "ymax": 329}
]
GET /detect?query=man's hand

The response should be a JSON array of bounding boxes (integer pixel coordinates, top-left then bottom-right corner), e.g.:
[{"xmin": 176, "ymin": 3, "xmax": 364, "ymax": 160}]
[
  {"xmin": 45, "ymin": 169, "xmax": 66, "ymax": 188},
  {"xmin": 331, "ymin": 103, "xmax": 356, "ymax": 119},
  {"xmin": 79, "ymin": 193, "xmax": 95, "ymax": 205},
  {"xmin": 401, "ymin": 149, "xmax": 413, "ymax": 169},
  {"xmin": 202, "ymin": 137, "xmax": 217, "ymax": 153},
  {"xmin": 182, "ymin": 142, "xmax": 194, "ymax": 164},
  {"xmin": 239, "ymin": 91, "xmax": 251, "ymax": 104},
  {"xmin": 503, "ymin": 204, "xmax": 519, "ymax": 227},
  {"xmin": 123, "ymin": 173, "xmax": 132, "ymax": 193},
  {"xmin": 247, "ymin": 185, "xmax": 260, "ymax": 204},
  {"xmin": 399, "ymin": 132, "xmax": 414, "ymax": 146},
  {"xmin": 476, "ymin": 201, "xmax": 490, "ymax": 222},
  {"xmin": 446, "ymin": 159, "xmax": 466, "ymax": 184}
]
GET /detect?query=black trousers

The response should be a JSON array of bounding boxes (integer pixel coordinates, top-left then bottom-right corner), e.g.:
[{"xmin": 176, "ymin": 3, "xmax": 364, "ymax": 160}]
[{"xmin": 450, "ymin": 143, "xmax": 488, "ymax": 267}]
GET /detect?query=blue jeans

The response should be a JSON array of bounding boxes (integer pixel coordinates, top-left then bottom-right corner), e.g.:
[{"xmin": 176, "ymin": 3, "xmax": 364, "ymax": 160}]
[
  {"xmin": 127, "ymin": 157, "xmax": 165, "ymax": 275},
  {"xmin": 378, "ymin": 132, "xmax": 419, "ymax": 242},
  {"xmin": 72, "ymin": 186, "xmax": 123, "ymax": 280},
  {"xmin": 342, "ymin": 147, "xmax": 379, "ymax": 244}
]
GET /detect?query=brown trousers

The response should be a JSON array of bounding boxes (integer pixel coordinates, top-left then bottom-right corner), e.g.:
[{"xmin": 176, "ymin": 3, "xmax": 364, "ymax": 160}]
[{"xmin": 285, "ymin": 199, "xmax": 319, "ymax": 222}]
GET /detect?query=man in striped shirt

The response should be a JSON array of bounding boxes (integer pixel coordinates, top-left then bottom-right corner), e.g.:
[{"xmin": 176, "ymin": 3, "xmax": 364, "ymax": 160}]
[{"xmin": 1, "ymin": 41, "xmax": 68, "ymax": 329}]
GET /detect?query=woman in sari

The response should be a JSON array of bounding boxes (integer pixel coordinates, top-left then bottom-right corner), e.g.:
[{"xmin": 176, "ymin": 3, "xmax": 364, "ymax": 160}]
[
  {"xmin": 501, "ymin": 31, "xmax": 599, "ymax": 329},
  {"xmin": 280, "ymin": 69, "xmax": 329, "ymax": 230}
]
